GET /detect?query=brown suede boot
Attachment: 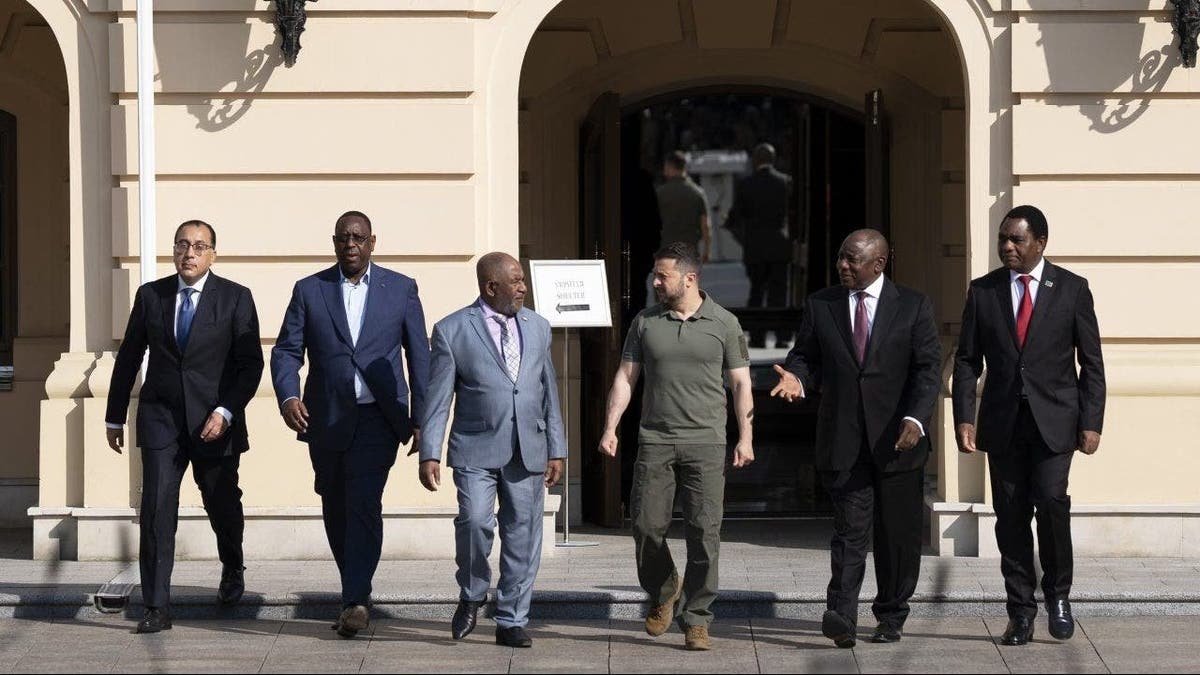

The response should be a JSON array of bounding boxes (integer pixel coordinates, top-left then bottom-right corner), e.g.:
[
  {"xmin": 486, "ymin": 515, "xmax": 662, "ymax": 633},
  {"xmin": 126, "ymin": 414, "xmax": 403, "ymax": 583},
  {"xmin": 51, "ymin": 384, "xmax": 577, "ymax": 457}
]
[
  {"xmin": 684, "ymin": 625, "xmax": 711, "ymax": 651},
  {"xmin": 644, "ymin": 576, "xmax": 683, "ymax": 637}
]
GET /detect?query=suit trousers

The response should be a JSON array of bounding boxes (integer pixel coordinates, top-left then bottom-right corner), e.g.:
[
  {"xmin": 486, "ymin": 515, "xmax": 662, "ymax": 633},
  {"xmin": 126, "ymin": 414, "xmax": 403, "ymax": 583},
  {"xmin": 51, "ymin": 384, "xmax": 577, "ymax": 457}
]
[
  {"xmin": 139, "ymin": 441, "xmax": 244, "ymax": 609},
  {"xmin": 452, "ymin": 456, "xmax": 546, "ymax": 629},
  {"xmin": 309, "ymin": 404, "xmax": 399, "ymax": 607},
  {"xmin": 988, "ymin": 400, "xmax": 1074, "ymax": 619},
  {"xmin": 821, "ymin": 446, "xmax": 924, "ymax": 629},
  {"xmin": 745, "ymin": 262, "xmax": 790, "ymax": 345},
  {"xmin": 631, "ymin": 443, "xmax": 726, "ymax": 628}
]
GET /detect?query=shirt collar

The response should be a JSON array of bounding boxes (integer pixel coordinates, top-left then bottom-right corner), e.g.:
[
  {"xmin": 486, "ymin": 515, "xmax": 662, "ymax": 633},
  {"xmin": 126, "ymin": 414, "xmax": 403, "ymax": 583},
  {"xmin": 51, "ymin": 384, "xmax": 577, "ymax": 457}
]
[
  {"xmin": 658, "ymin": 292, "xmax": 711, "ymax": 320},
  {"xmin": 339, "ymin": 262, "xmax": 371, "ymax": 286},
  {"xmin": 854, "ymin": 274, "xmax": 887, "ymax": 299},
  {"xmin": 177, "ymin": 271, "xmax": 210, "ymax": 294},
  {"xmin": 1009, "ymin": 257, "xmax": 1046, "ymax": 284}
]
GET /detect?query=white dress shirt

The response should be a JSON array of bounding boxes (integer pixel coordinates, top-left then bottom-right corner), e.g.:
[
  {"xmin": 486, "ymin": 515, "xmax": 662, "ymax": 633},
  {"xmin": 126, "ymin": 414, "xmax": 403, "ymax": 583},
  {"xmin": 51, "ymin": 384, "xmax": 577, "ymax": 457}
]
[
  {"xmin": 107, "ymin": 272, "xmax": 232, "ymax": 430},
  {"xmin": 1010, "ymin": 257, "xmax": 1046, "ymax": 318}
]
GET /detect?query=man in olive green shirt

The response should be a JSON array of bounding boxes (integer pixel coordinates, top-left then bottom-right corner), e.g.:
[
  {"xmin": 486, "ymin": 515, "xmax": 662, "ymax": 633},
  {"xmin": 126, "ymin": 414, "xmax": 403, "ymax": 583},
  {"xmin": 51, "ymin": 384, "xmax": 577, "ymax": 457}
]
[
  {"xmin": 656, "ymin": 152, "xmax": 712, "ymax": 263},
  {"xmin": 598, "ymin": 242, "xmax": 754, "ymax": 652}
]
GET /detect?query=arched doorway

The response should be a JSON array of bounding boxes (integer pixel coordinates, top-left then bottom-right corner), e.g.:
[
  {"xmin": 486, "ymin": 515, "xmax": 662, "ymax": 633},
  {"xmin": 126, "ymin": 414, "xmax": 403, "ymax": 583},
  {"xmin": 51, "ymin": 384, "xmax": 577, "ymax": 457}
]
[
  {"xmin": 0, "ymin": 0, "xmax": 71, "ymax": 532},
  {"xmin": 513, "ymin": 0, "xmax": 975, "ymax": 529}
]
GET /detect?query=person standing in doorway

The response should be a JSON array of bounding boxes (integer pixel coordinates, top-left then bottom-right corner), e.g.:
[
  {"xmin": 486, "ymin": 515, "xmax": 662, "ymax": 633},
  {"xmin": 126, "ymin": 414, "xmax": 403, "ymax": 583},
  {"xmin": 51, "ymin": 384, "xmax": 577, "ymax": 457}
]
[
  {"xmin": 598, "ymin": 242, "xmax": 755, "ymax": 652},
  {"xmin": 271, "ymin": 210, "xmax": 431, "ymax": 638},
  {"xmin": 417, "ymin": 252, "xmax": 565, "ymax": 648},
  {"xmin": 656, "ymin": 152, "xmax": 712, "ymax": 263},
  {"xmin": 106, "ymin": 220, "xmax": 264, "ymax": 634},
  {"xmin": 770, "ymin": 229, "xmax": 940, "ymax": 648},
  {"xmin": 953, "ymin": 205, "xmax": 1105, "ymax": 646},
  {"xmin": 725, "ymin": 142, "xmax": 794, "ymax": 348}
]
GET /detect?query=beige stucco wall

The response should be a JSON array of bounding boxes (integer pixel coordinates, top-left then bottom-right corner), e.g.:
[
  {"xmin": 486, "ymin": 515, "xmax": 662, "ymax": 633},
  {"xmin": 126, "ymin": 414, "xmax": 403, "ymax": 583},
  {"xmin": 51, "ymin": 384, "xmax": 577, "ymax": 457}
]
[{"xmin": 7, "ymin": 0, "xmax": 1197, "ymax": 557}]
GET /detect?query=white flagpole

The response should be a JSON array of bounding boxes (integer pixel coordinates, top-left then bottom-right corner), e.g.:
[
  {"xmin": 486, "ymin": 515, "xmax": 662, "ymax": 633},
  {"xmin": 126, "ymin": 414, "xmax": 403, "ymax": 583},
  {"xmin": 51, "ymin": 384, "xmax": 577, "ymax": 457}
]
[
  {"xmin": 136, "ymin": 0, "xmax": 156, "ymax": 288},
  {"xmin": 136, "ymin": 0, "xmax": 156, "ymax": 384}
]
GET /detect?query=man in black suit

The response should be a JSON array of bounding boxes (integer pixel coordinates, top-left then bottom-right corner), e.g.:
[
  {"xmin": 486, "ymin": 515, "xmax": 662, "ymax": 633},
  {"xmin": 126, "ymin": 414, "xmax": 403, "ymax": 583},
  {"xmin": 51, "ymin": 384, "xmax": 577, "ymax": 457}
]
[
  {"xmin": 725, "ymin": 143, "xmax": 793, "ymax": 348},
  {"xmin": 106, "ymin": 220, "xmax": 264, "ymax": 633},
  {"xmin": 771, "ymin": 229, "xmax": 940, "ymax": 647},
  {"xmin": 953, "ymin": 205, "xmax": 1105, "ymax": 646}
]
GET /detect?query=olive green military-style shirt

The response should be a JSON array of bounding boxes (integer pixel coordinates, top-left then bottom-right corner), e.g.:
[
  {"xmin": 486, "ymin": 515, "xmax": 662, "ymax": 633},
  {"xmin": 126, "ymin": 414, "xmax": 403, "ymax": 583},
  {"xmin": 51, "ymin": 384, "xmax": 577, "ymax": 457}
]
[
  {"xmin": 622, "ymin": 293, "xmax": 750, "ymax": 444},
  {"xmin": 655, "ymin": 175, "xmax": 709, "ymax": 247}
]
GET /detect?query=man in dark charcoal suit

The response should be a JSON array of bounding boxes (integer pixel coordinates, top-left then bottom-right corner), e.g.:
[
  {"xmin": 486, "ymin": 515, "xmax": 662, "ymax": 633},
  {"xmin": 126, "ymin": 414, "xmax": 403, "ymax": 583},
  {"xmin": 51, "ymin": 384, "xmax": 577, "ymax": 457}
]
[
  {"xmin": 771, "ymin": 229, "xmax": 940, "ymax": 647},
  {"xmin": 106, "ymin": 219, "xmax": 264, "ymax": 634},
  {"xmin": 725, "ymin": 142, "xmax": 793, "ymax": 348},
  {"xmin": 953, "ymin": 205, "xmax": 1105, "ymax": 646},
  {"xmin": 271, "ymin": 210, "xmax": 431, "ymax": 638}
]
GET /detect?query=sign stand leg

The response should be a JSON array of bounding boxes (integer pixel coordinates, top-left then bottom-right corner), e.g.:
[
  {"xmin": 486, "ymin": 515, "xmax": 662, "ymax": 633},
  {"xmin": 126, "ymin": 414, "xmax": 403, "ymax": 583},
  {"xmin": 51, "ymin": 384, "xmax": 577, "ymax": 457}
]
[{"xmin": 557, "ymin": 326, "xmax": 597, "ymax": 548}]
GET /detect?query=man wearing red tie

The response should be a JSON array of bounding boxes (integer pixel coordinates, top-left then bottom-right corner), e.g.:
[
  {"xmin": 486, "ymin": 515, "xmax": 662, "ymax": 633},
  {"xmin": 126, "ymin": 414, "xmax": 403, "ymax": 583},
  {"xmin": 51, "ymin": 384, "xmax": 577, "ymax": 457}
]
[{"xmin": 953, "ymin": 205, "xmax": 1106, "ymax": 647}]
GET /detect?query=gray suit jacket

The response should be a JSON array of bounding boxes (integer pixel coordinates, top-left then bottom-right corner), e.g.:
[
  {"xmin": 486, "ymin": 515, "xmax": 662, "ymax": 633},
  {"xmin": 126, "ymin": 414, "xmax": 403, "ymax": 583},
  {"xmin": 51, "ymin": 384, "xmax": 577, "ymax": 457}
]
[{"xmin": 418, "ymin": 302, "xmax": 567, "ymax": 472}]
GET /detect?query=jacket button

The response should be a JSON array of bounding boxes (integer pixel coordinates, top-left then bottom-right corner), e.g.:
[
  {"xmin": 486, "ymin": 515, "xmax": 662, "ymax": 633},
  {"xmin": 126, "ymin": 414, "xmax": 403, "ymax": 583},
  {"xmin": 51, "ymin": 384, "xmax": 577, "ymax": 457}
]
[{"xmin": 513, "ymin": 389, "xmax": 519, "ymax": 395}]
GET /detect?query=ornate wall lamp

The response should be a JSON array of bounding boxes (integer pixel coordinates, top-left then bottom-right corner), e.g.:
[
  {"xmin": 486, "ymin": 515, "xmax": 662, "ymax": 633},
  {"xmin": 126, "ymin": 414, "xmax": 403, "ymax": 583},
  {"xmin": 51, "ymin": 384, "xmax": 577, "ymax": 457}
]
[
  {"xmin": 275, "ymin": 0, "xmax": 316, "ymax": 67},
  {"xmin": 1174, "ymin": 0, "xmax": 1200, "ymax": 68}
]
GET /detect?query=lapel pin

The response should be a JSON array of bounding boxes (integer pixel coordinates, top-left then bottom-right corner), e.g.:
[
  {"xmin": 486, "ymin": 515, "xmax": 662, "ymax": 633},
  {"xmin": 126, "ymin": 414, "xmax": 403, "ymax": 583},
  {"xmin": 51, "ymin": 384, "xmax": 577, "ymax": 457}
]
[{"xmin": 1044, "ymin": 280, "xmax": 1054, "ymax": 288}]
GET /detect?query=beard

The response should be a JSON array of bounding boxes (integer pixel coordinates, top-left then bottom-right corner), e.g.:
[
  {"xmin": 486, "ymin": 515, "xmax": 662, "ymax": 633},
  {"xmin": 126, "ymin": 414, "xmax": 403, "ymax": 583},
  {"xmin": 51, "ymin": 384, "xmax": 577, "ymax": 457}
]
[{"xmin": 654, "ymin": 280, "xmax": 686, "ymax": 308}]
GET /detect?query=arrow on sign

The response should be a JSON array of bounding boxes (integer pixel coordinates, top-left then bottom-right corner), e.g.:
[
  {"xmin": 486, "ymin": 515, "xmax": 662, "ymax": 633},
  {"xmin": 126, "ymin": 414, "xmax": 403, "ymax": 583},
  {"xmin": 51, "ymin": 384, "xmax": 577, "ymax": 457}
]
[{"xmin": 556, "ymin": 303, "xmax": 590, "ymax": 313}]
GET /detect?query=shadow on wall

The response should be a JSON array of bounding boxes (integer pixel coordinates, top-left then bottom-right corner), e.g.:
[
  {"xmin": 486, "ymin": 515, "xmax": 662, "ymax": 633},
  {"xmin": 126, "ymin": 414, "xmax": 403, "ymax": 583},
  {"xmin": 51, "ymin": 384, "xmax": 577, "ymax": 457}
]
[
  {"xmin": 1029, "ymin": 0, "xmax": 1179, "ymax": 133},
  {"xmin": 149, "ymin": 3, "xmax": 284, "ymax": 132}
]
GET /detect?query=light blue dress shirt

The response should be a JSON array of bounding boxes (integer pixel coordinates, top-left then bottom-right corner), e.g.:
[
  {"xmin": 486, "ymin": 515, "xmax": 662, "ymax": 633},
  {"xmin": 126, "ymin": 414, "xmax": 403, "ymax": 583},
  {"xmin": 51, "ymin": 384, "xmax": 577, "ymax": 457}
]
[{"xmin": 342, "ymin": 264, "xmax": 376, "ymax": 404}]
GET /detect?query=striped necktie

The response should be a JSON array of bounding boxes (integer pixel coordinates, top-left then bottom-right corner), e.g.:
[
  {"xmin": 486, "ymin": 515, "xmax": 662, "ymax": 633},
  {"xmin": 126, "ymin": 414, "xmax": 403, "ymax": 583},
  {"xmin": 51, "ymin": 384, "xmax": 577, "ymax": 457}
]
[{"xmin": 492, "ymin": 315, "xmax": 520, "ymax": 381}]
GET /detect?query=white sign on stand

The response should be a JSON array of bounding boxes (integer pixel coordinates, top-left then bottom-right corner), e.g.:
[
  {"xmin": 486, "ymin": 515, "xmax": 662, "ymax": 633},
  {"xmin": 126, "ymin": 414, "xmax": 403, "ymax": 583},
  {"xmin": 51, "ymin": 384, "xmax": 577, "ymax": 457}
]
[
  {"xmin": 529, "ymin": 260, "xmax": 612, "ymax": 328},
  {"xmin": 528, "ymin": 260, "xmax": 612, "ymax": 548}
]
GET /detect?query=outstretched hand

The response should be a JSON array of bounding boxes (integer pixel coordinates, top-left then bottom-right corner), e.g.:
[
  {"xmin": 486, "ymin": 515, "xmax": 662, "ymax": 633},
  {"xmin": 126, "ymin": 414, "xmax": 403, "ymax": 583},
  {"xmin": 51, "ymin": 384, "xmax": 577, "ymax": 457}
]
[{"xmin": 769, "ymin": 365, "xmax": 804, "ymax": 402}]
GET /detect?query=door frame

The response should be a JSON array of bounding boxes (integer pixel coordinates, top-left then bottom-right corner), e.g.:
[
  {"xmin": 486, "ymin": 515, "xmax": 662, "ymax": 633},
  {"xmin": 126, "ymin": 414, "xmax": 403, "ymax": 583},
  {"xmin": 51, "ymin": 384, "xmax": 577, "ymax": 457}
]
[{"xmin": 0, "ymin": 110, "xmax": 17, "ymax": 364}]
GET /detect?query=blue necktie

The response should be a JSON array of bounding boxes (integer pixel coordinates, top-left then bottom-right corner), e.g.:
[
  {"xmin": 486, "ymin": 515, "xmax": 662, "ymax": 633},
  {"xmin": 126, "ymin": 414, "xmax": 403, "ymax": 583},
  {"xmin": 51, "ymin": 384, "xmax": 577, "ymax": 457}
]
[{"xmin": 177, "ymin": 288, "xmax": 196, "ymax": 351}]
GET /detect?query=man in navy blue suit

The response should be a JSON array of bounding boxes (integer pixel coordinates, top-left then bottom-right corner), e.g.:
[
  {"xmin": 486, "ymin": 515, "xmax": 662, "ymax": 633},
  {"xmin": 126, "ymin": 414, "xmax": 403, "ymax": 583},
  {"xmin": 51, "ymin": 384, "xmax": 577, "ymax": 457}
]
[{"xmin": 271, "ymin": 211, "xmax": 431, "ymax": 638}]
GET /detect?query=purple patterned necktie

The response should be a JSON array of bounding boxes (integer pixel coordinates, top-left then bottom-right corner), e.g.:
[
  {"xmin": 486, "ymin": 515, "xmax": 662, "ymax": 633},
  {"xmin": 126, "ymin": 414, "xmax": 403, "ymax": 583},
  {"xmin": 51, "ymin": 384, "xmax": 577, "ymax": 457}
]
[{"xmin": 853, "ymin": 291, "xmax": 870, "ymax": 365}]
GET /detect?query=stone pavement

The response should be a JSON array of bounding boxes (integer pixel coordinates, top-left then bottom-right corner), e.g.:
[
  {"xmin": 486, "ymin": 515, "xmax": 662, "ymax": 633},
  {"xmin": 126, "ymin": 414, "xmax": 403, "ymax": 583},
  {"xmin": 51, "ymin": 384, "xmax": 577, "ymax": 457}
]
[
  {"xmin": 0, "ymin": 615, "xmax": 1198, "ymax": 673},
  {"xmin": 3, "ymin": 521, "xmax": 1199, "ymax": 620}
]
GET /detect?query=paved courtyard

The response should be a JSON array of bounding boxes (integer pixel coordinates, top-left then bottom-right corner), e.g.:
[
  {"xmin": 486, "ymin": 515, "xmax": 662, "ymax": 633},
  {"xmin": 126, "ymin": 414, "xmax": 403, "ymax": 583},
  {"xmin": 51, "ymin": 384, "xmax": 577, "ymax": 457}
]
[
  {"xmin": 0, "ymin": 615, "xmax": 1197, "ymax": 673},
  {"xmin": 1, "ymin": 522, "xmax": 1198, "ymax": 672}
]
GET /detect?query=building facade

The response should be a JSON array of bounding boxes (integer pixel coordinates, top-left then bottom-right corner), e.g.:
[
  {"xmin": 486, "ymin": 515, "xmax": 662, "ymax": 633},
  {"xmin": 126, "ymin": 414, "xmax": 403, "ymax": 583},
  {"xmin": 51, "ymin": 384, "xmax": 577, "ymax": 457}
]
[{"xmin": 1, "ymin": 0, "xmax": 1197, "ymax": 560}]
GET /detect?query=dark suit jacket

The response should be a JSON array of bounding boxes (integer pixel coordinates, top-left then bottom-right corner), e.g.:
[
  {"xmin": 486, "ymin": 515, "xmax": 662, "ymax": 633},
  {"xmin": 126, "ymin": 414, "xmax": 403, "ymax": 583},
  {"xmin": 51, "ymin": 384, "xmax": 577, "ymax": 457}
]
[
  {"xmin": 725, "ymin": 166, "xmax": 792, "ymax": 264},
  {"xmin": 106, "ymin": 273, "xmax": 264, "ymax": 456},
  {"xmin": 952, "ymin": 261, "xmax": 1105, "ymax": 455},
  {"xmin": 783, "ymin": 279, "xmax": 941, "ymax": 472},
  {"xmin": 270, "ymin": 264, "xmax": 430, "ymax": 453}
]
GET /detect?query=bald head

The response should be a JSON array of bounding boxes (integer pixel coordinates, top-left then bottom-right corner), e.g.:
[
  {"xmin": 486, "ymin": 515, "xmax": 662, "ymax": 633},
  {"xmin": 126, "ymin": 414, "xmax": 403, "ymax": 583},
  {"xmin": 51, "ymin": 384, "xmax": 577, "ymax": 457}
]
[
  {"xmin": 477, "ymin": 252, "xmax": 527, "ymax": 315},
  {"xmin": 836, "ymin": 229, "xmax": 890, "ymax": 290},
  {"xmin": 844, "ymin": 229, "xmax": 890, "ymax": 259}
]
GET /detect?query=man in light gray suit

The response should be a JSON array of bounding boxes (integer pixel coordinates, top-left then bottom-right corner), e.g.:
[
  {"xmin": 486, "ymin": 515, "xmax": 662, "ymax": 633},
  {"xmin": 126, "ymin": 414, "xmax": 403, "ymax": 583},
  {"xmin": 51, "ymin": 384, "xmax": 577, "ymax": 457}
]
[{"xmin": 418, "ymin": 252, "xmax": 566, "ymax": 648}]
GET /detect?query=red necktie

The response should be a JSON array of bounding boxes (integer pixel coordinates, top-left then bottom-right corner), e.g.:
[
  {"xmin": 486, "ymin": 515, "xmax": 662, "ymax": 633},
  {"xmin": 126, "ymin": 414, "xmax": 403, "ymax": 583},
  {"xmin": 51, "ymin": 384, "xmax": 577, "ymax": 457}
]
[
  {"xmin": 1016, "ymin": 274, "xmax": 1034, "ymax": 347},
  {"xmin": 853, "ymin": 291, "xmax": 870, "ymax": 364}
]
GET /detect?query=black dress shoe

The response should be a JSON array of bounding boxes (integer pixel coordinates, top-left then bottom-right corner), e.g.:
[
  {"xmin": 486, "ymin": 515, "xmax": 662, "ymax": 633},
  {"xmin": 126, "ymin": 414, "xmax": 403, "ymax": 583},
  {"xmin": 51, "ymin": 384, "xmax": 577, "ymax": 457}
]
[
  {"xmin": 870, "ymin": 623, "xmax": 902, "ymax": 643},
  {"xmin": 495, "ymin": 625, "xmax": 533, "ymax": 648},
  {"xmin": 452, "ymin": 600, "xmax": 482, "ymax": 640},
  {"xmin": 821, "ymin": 610, "xmax": 856, "ymax": 648},
  {"xmin": 135, "ymin": 607, "xmax": 172, "ymax": 634},
  {"xmin": 217, "ymin": 565, "xmax": 245, "ymax": 606},
  {"xmin": 1047, "ymin": 599, "xmax": 1075, "ymax": 640},
  {"xmin": 1000, "ymin": 616, "xmax": 1034, "ymax": 646}
]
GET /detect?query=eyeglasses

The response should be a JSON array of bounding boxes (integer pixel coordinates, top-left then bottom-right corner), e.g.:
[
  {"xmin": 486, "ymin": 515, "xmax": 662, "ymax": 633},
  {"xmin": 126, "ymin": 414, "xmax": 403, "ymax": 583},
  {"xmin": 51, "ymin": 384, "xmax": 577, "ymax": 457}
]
[
  {"xmin": 174, "ymin": 241, "xmax": 214, "ymax": 255},
  {"xmin": 333, "ymin": 234, "xmax": 371, "ymax": 246}
]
